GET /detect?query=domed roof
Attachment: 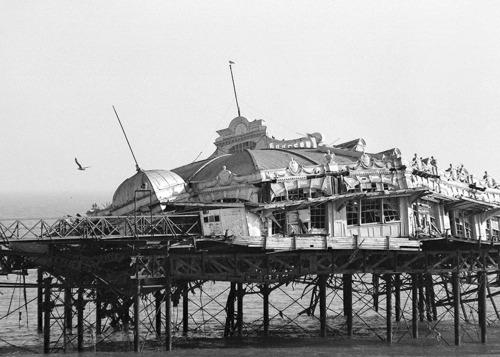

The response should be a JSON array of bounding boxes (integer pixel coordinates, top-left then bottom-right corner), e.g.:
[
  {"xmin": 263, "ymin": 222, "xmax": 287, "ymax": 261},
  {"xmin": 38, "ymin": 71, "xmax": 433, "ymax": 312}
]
[
  {"xmin": 112, "ymin": 169, "xmax": 186, "ymax": 210},
  {"xmin": 172, "ymin": 147, "xmax": 362, "ymax": 183}
]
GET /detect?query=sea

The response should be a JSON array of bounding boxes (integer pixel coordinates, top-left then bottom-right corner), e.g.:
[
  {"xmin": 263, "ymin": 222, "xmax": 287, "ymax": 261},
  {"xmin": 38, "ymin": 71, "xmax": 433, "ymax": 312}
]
[{"xmin": 1, "ymin": 192, "xmax": 500, "ymax": 356}]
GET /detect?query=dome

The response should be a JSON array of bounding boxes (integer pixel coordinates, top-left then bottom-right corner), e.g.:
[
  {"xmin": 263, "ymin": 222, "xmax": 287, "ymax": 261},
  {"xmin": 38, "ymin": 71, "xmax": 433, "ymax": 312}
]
[{"xmin": 112, "ymin": 169, "xmax": 186, "ymax": 212}]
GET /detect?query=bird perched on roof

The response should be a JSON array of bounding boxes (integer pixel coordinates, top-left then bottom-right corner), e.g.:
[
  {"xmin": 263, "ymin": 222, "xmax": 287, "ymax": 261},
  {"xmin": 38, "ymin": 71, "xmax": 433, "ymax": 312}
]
[{"xmin": 74, "ymin": 157, "xmax": 90, "ymax": 171}]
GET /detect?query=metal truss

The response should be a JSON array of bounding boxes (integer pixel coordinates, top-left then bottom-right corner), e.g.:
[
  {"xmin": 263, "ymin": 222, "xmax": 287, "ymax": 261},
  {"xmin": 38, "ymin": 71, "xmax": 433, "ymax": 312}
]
[{"xmin": 0, "ymin": 214, "xmax": 199, "ymax": 242}]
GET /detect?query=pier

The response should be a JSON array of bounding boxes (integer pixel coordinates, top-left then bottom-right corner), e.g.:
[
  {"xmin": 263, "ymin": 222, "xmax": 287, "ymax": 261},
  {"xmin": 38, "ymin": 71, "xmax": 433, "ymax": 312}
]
[{"xmin": 0, "ymin": 215, "xmax": 499, "ymax": 353}]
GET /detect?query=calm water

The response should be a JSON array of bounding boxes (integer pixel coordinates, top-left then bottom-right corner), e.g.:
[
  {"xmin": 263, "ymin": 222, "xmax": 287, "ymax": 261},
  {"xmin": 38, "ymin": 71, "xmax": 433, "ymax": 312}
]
[{"xmin": 1, "ymin": 192, "xmax": 500, "ymax": 356}]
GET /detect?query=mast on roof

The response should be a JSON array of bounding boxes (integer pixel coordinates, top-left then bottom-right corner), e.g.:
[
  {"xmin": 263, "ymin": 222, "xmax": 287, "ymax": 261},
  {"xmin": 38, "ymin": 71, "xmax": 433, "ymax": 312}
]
[
  {"xmin": 228, "ymin": 60, "xmax": 241, "ymax": 117},
  {"xmin": 112, "ymin": 105, "xmax": 141, "ymax": 172}
]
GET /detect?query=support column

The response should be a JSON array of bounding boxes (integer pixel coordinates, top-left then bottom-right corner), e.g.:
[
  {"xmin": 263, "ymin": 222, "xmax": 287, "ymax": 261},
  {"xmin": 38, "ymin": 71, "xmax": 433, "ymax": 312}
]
[
  {"xmin": 155, "ymin": 291, "xmax": 162, "ymax": 337},
  {"xmin": 418, "ymin": 274, "xmax": 425, "ymax": 322},
  {"xmin": 77, "ymin": 288, "xmax": 84, "ymax": 352},
  {"xmin": 394, "ymin": 274, "xmax": 401, "ymax": 322},
  {"xmin": 478, "ymin": 271, "xmax": 487, "ymax": 343},
  {"xmin": 385, "ymin": 274, "xmax": 392, "ymax": 344},
  {"xmin": 411, "ymin": 273, "xmax": 418, "ymax": 339},
  {"xmin": 344, "ymin": 274, "xmax": 353, "ymax": 337},
  {"xmin": 165, "ymin": 257, "xmax": 172, "ymax": 351},
  {"xmin": 373, "ymin": 274, "xmax": 379, "ymax": 312},
  {"xmin": 95, "ymin": 287, "xmax": 101, "ymax": 336},
  {"xmin": 263, "ymin": 283, "xmax": 269, "ymax": 336},
  {"xmin": 64, "ymin": 286, "xmax": 72, "ymax": 335},
  {"xmin": 452, "ymin": 271, "xmax": 461, "ymax": 346},
  {"xmin": 43, "ymin": 277, "xmax": 51, "ymax": 354},
  {"xmin": 237, "ymin": 282, "xmax": 244, "ymax": 336},
  {"xmin": 429, "ymin": 274, "xmax": 437, "ymax": 321},
  {"xmin": 183, "ymin": 285, "xmax": 189, "ymax": 336},
  {"xmin": 224, "ymin": 282, "xmax": 236, "ymax": 337},
  {"xmin": 134, "ymin": 280, "xmax": 140, "ymax": 352},
  {"xmin": 37, "ymin": 269, "xmax": 43, "ymax": 334},
  {"xmin": 319, "ymin": 274, "xmax": 327, "ymax": 337}
]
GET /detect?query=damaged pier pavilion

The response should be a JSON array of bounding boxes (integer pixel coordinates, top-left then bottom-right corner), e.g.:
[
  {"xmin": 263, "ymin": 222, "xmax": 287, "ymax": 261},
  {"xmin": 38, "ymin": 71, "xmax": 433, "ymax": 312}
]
[{"xmin": 2, "ymin": 115, "xmax": 500, "ymax": 352}]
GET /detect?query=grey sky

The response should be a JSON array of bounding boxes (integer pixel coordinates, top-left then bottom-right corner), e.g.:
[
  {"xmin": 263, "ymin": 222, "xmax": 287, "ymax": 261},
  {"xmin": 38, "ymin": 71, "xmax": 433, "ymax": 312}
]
[{"xmin": 2, "ymin": 1, "xmax": 500, "ymax": 198}]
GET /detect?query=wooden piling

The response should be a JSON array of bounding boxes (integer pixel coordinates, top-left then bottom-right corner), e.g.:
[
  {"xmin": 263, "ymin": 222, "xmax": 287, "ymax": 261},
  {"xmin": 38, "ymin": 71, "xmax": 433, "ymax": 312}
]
[
  {"xmin": 478, "ymin": 271, "xmax": 487, "ymax": 343},
  {"xmin": 411, "ymin": 273, "xmax": 418, "ymax": 339},
  {"xmin": 386, "ymin": 274, "xmax": 392, "ymax": 344},
  {"xmin": 344, "ymin": 274, "xmax": 353, "ymax": 337},
  {"xmin": 263, "ymin": 283, "xmax": 269, "ymax": 336},
  {"xmin": 319, "ymin": 274, "xmax": 327, "ymax": 337},
  {"xmin": 77, "ymin": 288, "xmax": 84, "ymax": 352},
  {"xmin": 43, "ymin": 278, "xmax": 51, "ymax": 354},
  {"xmin": 452, "ymin": 271, "xmax": 460, "ymax": 346},
  {"xmin": 183, "ymin": 285, "xmax": 189, "ymax": 336}
]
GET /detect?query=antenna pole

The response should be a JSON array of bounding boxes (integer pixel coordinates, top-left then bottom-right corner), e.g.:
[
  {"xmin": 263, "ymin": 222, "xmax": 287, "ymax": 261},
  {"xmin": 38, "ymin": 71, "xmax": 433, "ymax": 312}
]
[
  {"xmin": 229, "ymin": 61, "xmax": 241, "ymax": 117},
  {"xmin": 112, "ymin": 105, "xmax": 141, "ymax": 172}
]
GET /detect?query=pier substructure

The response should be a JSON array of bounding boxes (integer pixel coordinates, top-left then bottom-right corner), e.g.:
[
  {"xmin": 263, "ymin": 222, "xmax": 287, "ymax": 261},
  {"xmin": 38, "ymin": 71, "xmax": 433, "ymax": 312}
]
[{"xmin": 1, "ymin": 237, "xmax": 500, "ymax": 353}]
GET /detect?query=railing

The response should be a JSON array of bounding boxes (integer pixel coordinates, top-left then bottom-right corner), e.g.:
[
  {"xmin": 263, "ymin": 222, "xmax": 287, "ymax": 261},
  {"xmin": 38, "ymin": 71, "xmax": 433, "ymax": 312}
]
[{"xmin": 0, "ymin": 214, "xmax": 200, "ymax": 242}]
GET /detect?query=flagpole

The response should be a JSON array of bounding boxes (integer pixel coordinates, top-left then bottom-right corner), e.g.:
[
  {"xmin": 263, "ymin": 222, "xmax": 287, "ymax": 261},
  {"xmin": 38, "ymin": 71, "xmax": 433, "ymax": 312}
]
[{"xmin": 229, "ymin": 61, "xmax": 241, "ymax": 117}]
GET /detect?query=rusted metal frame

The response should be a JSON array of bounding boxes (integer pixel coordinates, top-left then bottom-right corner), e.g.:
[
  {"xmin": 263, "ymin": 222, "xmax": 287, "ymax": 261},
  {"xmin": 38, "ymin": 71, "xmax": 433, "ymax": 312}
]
[
  {"xmin": 133, "ymin": 293, "xmax": 164, "ymax": 342},
  {"xmin": 205, "ymin": 256, "xmax": 238, "ymax": 276},
  {"xmin": 187, "ymin": 284, "xmax": 231, "ymax": 328},
  {"xmin": 347, "ymin": 281, "xmax": 387, "ymax": 341},
  {"xmin": 264, "ymin": 284, "xmax": 320, "ymax": 334}
]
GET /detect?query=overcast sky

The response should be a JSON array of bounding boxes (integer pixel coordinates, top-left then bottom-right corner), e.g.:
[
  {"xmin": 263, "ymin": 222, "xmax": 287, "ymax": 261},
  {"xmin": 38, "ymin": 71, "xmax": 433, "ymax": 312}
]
[{"xmin": 2, "ymin": 1, "xmax": 500, "ymax": 200}]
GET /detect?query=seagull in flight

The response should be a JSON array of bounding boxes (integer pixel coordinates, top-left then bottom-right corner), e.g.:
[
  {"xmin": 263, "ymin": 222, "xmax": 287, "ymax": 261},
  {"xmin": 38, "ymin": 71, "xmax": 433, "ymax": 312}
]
[{"xmin": 74, "ymin": 157, "xmax": 90, "ymax": 171}]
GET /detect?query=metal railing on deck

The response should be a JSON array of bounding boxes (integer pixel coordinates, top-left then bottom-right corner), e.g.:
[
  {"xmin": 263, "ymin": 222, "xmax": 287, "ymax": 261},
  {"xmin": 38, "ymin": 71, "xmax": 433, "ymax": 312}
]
[{"xmin": 0, "ymin": 214, "xmax": 200, "ymax": 242}]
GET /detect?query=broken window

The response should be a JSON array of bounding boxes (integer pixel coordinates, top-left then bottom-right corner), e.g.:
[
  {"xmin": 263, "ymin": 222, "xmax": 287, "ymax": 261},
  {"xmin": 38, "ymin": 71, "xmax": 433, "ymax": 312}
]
[
  {"xmin": 383, "ymin": 198, "xmax": 400, "ymax": 222},
  {"xmin": 310, "ymin": 204, "xmax": 326, "ymax": 229},
  {"xmin": 361, "ymin": 199, "xmax": 382, "ymax": 224}
]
